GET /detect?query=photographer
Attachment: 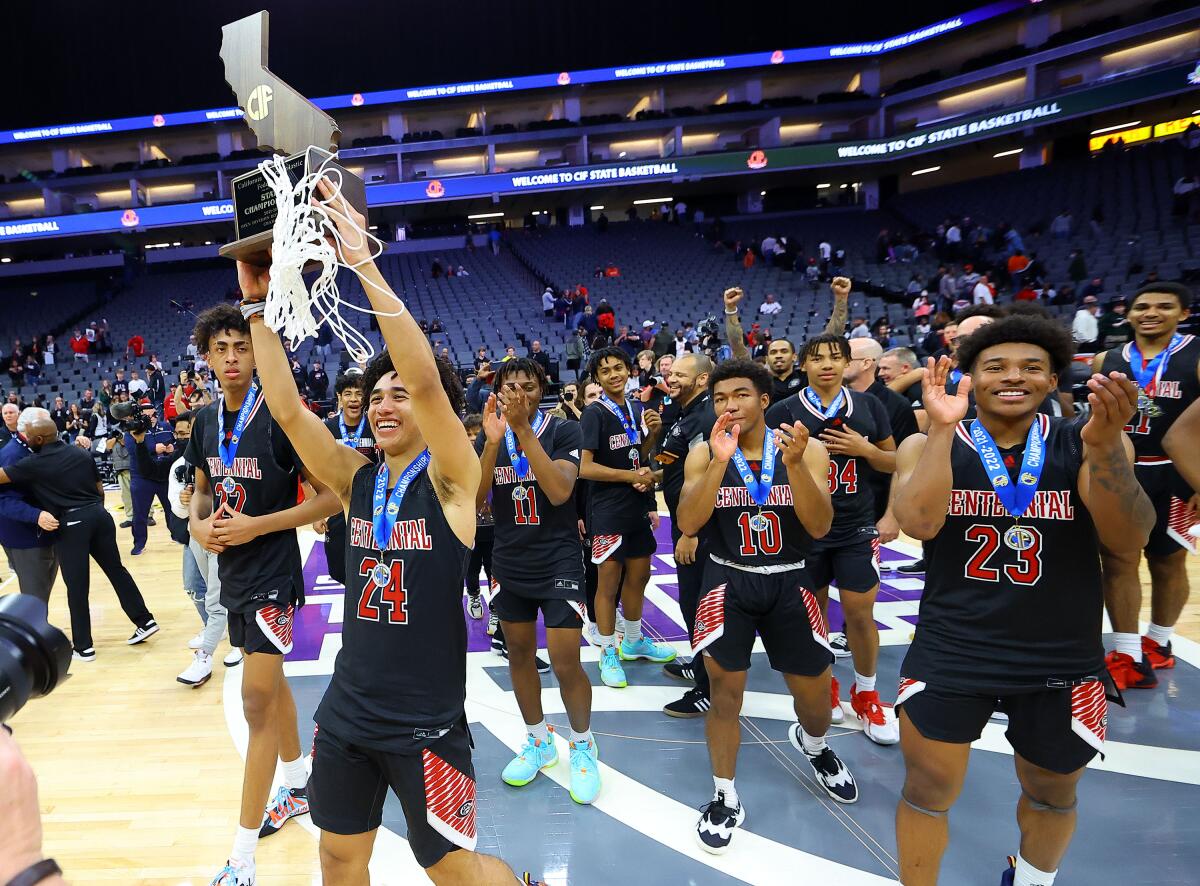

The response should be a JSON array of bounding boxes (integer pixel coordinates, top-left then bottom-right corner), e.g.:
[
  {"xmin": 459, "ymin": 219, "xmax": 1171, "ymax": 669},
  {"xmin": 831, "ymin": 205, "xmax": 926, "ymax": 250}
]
[
  {"xmin": 125, "ymin": 398, "xmax": 174, "ymax": 556},
  {"xmin": 105, "ymin": 394, "xmax": 135, "ymax": 526}
]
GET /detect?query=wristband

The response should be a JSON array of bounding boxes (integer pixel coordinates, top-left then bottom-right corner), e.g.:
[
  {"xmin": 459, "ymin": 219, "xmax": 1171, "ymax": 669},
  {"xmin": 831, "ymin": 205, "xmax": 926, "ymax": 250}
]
[
  {"xmin": 239, "ymin": 301, "xmax": 266, "ymax": 320},
  {"xmin": 724, "ymin": 308, "xmax": 738, "ymax": 315},
  {"xmin": 6, "ymin": 859, "xmax": 61, "ymax": 886}
]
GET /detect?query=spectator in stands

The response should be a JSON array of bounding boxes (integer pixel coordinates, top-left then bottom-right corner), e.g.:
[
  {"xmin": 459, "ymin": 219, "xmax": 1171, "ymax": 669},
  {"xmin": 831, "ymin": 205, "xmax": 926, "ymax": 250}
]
[
  {"xmin": 528, "ymin": 340, "xmax": 553, "ymax": 377},
  {"xmin": 146, "ymin": 364, "xmax": 165, "ymax": 406},
  {"xmin": 541, "ymin": 286, "xmax": 555, "ymax": 317},
  {"xmin": 1072, "ymin": 296, "xmax": 1101, "ymax": 350},
  {"xmin": 84, "ymin": 324, "xmax": 97, "ymax": 354},
  {"xmin": 1050, "ymin": 209, "xmax": 1072, "ymax": 240},
  {"xmin": 848, "ymin": 317, "xmax": 870, "ymax": 339},
  {"xmin": 759, "ymin": 293, "xmax": 782, "ymax": 317},
  {"xmin": 937, "ymin": 264, "xmax": 958, "ymax": 312},
  {"xmin": 501, "ymin": 345, "xmax": 517, "ymax": 363},
  {"xmin": 1006, "ymin": 250, "xmax": 1031, "ymax": 286},
  {"xmin": 1014, "ymin": 281, "xmax": 1040, "ymax": 302},
  {"xmin": 0, "ymin": 405, "xmax": 18, "ymax": 448},
  {"xmin": 42, "ymin": 335, "xmax": 55, "ymax": 370},
  {"xmin": 466, "ymin": 363, "xmax": 494, "ymax": 413},
  {"xmin": 672, "ymin": 328, "xmax": 694, "ymax": 358},
  {"xmin": 944, "ymin": 219, "xmax": 962, "ymax": 258},
  {"xmin": 579, "ymin": 305, "xmax": 599, "ymax": 338},
  {"xmin": 1173, "ymin": 175, "xmax": 1197, "ymax": 217},
  {"xmin": 595, "ymin": 299, "xmax": 615, "ymax": 340},
  {"xmin": 565, "ymin": 328, "xmax": 587, "ymax": 375},
  {"xmin": 640, "ymin": 320, "xmax": 657, "ymax": 350},
  {"xmin": 761, "ymin": 233, "xmax": 778, "ymax": 258},
  {"xmin": 1068, "ymin": 249, "xmax": 1087, "ymax": 285},
  {"xmin": 1098, "ymin": 299, "xmax": 1132, "ymax": 350},
  {"xmin": 431, "ymin": 257, "xmax": 444, "ymax": 278},
  {"xmin": 49, "ymin": 397, "xmax": 68, "ymax": 436},
  {"xmin": 126, "ymin": 334, "xmax": 146, "ymax": 363},
  {"xmin": 615, "ymin": 326, "xmax": 640, "ymax": 360},
  {"xmin": 128, "ymin": 370, "xmax": 148, "ymax": 400},
  {"xmin": 307, "ymin": 361, "xmax": 329, "ymax": 401},
  {"xmin": 911, "ymin": 291, "xmax": 933, "ymax": 321},
  {"xmin": 7, "ymin": 356, "xmax": 23, "ymax": 389},
  {"xmin": 604, "ymin": 263, "xmax": 620, "ymax": 277},
  {"xmin": 1138, "ymin": 269, "xmax": 1161, "ymax": 290},
  {"xmin": 552, "ymin": 382, "xmax": 584, "ymax": 421},
  {"xmin": 972, "ymin": 274, "xmax": 994, "ymax": 305},
  {"xmin": 488, "ymin": 226, "xmax": 502, "ymax": 255},
  {"xmin": 871, "ymin": 320, "xmax": 896, "ymax": 350},
  {"xmin": 742, "ymin": 248, "xmax": 755, "ymax": 270},
  {"xmin": 185, "ymin": 334, "xmax": 199, "ymax": 361},
  {"xmin": 313, "ymin": 324, "xmax": 334, "ymax": 360},
  {"xmin": 64, "ymin": 403, "xmax": 85, "ymax": 442},
  {"xmin": 1080, "ymin": 276, "xmax": 1104, "ymax": 301},
  {"xmin": 77, "ymin": 389, "xmax": 95, "ymax": 414},
  {"xmin": 70, "ymin": 329, "xmax": 89, "ymax": 363},
  {"xmin": 596, "ymin": 212, "xmax": 610, "ymax": 233}
]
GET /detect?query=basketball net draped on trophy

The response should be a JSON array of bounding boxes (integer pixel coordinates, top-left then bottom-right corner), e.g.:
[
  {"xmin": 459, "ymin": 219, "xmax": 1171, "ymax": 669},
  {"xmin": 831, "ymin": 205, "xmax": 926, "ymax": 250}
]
[{"xmin": 219, "ymin": 10, "xmax": 396, "ymax": 362}]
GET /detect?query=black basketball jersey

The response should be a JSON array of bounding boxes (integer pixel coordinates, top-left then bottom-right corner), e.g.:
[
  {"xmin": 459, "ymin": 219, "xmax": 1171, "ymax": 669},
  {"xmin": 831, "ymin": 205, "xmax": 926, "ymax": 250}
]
[
  {"xmin": 766, "ymin": 387, "xmax": 892, "ymax": 545},
  {"xmin": 580, "ymin": 398, "xmax": 654, "ymax": 527},
  {"xmin": 323, "ymin": 414, "xmax": 379, "ymax": 462},
  {"xmin": 1100, "ymin": 334, "xmax": 1200, "ymax": 460},
  {"xmin": 659, "ymin": 392, "xmax": 716, "ymax": 519},
  {"xmin": 316, "ymin": 462, "xmax": 468, "ymax": 751},
  {"xmin": 184, "ymin": 394, "xmax": 304, "ymax": 612},
  {"xmin": 704, "ymin": 440, "xmax": 813, "ymax": 567},
  {"xmin": 480, "ymin": 414, "xmax": 583, "ymax": 584},
  {"xmin": 902, "ymin": 416, "xmax": 1103, "ymax": 693}
]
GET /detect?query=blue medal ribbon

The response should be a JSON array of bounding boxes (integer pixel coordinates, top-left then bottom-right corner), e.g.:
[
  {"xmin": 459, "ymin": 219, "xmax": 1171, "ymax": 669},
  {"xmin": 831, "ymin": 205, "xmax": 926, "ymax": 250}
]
[
  {"xmin": 949, "ymin": 368, "xmax": 963, "ymax": 385},
  {"xmin": 504, "ymin": 410, "xmax": 546, "ymax": 479},
  {"xmin": 969, "ymin": 418, "xmax": 1044, "ymax": 519},
  {"xmin": 217, "ymin": 380, "xmax": 259, "ymax": 469},
  {"xmin": 1128, "ymin": 333, "xmax": 1181, "ymax": 396},
  {"xmin": 372, "ymin": 449, "xmax": 431, "ymax": 550},
  {"xmin": 339, "ymin": 412, "xmax": 366, "ymax": 448},
  {"xmin": 730, "ymin": 432, "xmax": 777, "ymax": 507},
  {"xmin": 600, "ymin": 394, "xmax": 639, "ymax": 445},
  {"xmin": 802, "ymin": 386, "xmax": 845, "ymax": 420}
]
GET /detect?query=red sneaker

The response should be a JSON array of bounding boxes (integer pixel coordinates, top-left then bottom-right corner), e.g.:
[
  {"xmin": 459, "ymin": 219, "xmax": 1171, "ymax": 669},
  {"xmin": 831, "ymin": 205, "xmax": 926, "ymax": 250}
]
[
  {"xmin": 830, "ymin": 676, "xmax": 844, "ymax": 724},
  {"xmin": 1141, "ymin": 636, "xmax": 1176, "ymax": 670},
  {"xmin": 1105, "ymin": 650, "xmax": 1158, "ymax": 690},
  {"xmin": 850, "ymin": 687, "xmax": 899, "ymax": 745}
]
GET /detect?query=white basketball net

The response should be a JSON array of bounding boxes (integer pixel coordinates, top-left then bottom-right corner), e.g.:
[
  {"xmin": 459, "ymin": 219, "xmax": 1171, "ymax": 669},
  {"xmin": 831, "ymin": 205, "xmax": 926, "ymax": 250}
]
[{"xmin": 257, "ymin": 149, "xmax": 402, "ymax": 364}]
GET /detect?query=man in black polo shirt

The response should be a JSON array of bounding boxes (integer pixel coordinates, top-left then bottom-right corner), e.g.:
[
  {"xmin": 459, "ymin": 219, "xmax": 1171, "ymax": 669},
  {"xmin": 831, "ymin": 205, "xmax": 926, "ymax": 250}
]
[
  {"xmin": 0, "ymin": 408, "xmax": 156, "ymax": 662},
  {"xmin": 655, "ymin": 353, "xmax": 715, "ymax": 718}
]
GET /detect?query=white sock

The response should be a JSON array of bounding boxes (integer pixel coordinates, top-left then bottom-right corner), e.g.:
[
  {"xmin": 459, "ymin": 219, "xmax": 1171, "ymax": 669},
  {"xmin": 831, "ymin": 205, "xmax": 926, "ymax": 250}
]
[
  {"xmin": 282, "ymin": 756, "xmax": 308, "ymax": 790},
  {"xmin": 623, "ymin": 618, "xmax": 643, "ymax": 643},
  {"xmin": 599, "ymin": 633, "xmax": 616, "ymax": 649},
  {"xmin": 713, "ymin": 775, "xmax": 739, "ymax": 809},
  {"xmin": 230, "ymin": 825, "xmax": 258, "ymax": 864},
  {"xmin": 854, "ymin": 671, "xmax": 877, "ymax": 693},
  {"xmin": 569, "ymin": 728, "xmax": 594, "ymax": 747},
  {"xmin": 528, "ymin": 720, "xmax": 549, "ymax": 744},
  {"xmin": 1013, "ymin": 853, "xmax": 1056, "ymax": 886},
  {"xmin": 800, "ymin": 727, "xmax": 827, "ymax": 756},
  {"xmin": 1146, "ymin": 622, "xmax": 1173, "ymax": 646},
  {"xmin": 1112, "ymin": 631, "xmax": 1142, "ymax": 661}
]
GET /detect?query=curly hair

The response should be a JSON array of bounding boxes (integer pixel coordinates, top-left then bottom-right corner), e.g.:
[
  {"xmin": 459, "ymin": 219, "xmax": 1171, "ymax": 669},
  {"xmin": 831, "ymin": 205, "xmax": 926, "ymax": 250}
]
[
  {"xmin": 707, "ymin": 358, "xmax": 773, "ymax": 396},
  {"xmin": 493, "ymin": 357, "xmax": 548, "ymax": 394},
  {"xmin": 955, "ymin": 315, "xmax": 1074, "ymax": 377},
  {"xmin": 334, "ymin": 370, "xmax": 365, "ymax": 397},
  {"xmin": 360, "ymin": 349, "xmax": 466, "ymax": 415},
  {"xmin": 193, "ymin": 303, "xmax": 249, "ymax": 354},
  {"xmin": 586, "ymin": 346, "xmax": 632, "ymax": 380},
  {"xmin": 799, "ymin": 333, "xmax": 850, "ymax": 364}
]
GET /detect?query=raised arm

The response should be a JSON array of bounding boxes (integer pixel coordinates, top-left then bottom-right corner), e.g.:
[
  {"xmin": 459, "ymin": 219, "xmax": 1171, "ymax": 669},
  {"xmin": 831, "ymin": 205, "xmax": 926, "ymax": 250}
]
[
  {"xmin": 238, "ymin": 263, "xmax": 367, "ymax": 506},
  {"xmin": 823, "ymin": 277, "xmax": 851, "ymax": 336},
  {"xmin": 1077, "ymin": 372, "xmax": 1154, "ymax": 552},
  {"xmin": 776, "ymin": 423, "xmax": 834, "ymax": 539},
  {"xmin": 723, "ymin": 288, "xmax": 749, "ymax": 360}
]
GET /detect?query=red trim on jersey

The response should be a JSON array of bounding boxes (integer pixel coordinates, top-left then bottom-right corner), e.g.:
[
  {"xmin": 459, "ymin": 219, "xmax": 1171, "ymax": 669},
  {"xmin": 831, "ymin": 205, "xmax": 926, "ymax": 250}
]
[
  {"xmin": 1135, "ymin": 456, "xmax": 1172, "ymax": 466},
  {"xmin": 1167, "ymin": 496, "xmax": 1199, "ymax": 555},
  {"xmin": 422, "ymin": 748, "xmax": 478, "ymax": 851},
  {"xmin": 1122, "ymin": 334, "xmax": 1195, "ymax": 366},
  {"xmin": 590, "ymin": 534, "xmax": 622, "ymax": 564},
  {"xmin": 691, "ymin": 584, "xmax": 726, "ymax": 655},
  {"xmin": 896, "ymin": 677, "xmax": 927, "ymax": 706},
  {"xmin": 801, "ymin": 587, "xmax": 831, "ymax": 651},
  {"xmin": 796, "ymin": 385, "xmax": 855, "ymax": 421},
  {"xmin": 1069, "ymin": 680, "xmax": 1107, "ymax": 755},
  {"xmin": 255, "ymin": 604, "xmax": 295, "ymax": 654}
]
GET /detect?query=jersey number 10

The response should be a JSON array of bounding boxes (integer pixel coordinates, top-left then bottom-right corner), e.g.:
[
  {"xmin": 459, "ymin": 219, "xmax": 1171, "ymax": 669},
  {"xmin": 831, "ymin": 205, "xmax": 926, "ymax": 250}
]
[{"xmin": 737, "ymin": 511, "xmax": 783, "ymax": 556}]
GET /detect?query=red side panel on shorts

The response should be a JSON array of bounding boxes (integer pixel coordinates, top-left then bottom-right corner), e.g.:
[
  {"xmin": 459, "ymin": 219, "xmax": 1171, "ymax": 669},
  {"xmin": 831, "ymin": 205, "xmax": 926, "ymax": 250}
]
[
  {"xmin": 692, "ymin": 585, "xmax": 726, "ymax": 656},
  {"xmin": 569, "ymin": 599, "xmax": 588, "ymax": 624},
  {"xmin": 483, "ymin": 576, "xmax": 500, "ymax": 605},
  {"xmin": 591, "ymin": 534, "xmax": 622, "ymax": 564},
  {"xmin": 801, "ymin": 587, "xmax": 831, "ymax": 652},
  {"xmin": 1069, "ymin": 680, "xmax": 1107, "ymax": 755},
  {"xmin": 870, "ymin": 537, "xmax": 882, "ymax": 579},
  {"xmin": 1166, "ymin": 496, "xmax": 1199, "ymax": 554},
  {"xmin": 255, "ymin": 604, "xmax": 295, "ymax": 654},
  {"xmin": 896, "ymin": 677, "xmax": 927, "ymax": 706},
  {"xmin": 422, "ymin": 748, "xmax": 478, "ymax": 852}
]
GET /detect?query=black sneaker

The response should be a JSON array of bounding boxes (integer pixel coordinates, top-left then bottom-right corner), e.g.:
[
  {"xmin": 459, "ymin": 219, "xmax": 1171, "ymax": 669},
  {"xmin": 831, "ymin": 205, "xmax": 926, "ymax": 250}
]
[
  {"xmin": 535, "ymin": 654, "xmax": 551, "ymax": 674},
  {"xmin": 72, "ymin": 647, "xmax": 96, "ymax": 663},
  {"xmin": 664, "ymin": 687, "xmax": 711, "ymax": 718},
  {"xmin": 897, "ymin": 558, "xmax": 926, "ymax": 575},
  {"xmin": 695, "ymin": 791, "xmax": 746, "ymax": 854},
  {"xmin": 259, "ymin": 784, "xmax": 310, "ymax": 838},
  {"xmin": 829, "ymin": 632, "xmax": 852, "ymax": 659},
  {"xmin": 663, "ymin": 658, "xmax": 696, "ymax": 682},
  {"xmin": 147, "ymin": 516, "xmax": 157, "ymax": 526},
  {"xmin": 119, "ymin": 520, "xmax": 132, "ymax": 528},
  {"xmin": 492, "ymin": 636, "xmax": 508, "ymax": 658},
  {"xmin": 127, "ymin": 619, "xmax": 160, "ymax": 645},
  {"xmin": 789, "ymin": 724, "xmax": 858, "ymax": 803}
]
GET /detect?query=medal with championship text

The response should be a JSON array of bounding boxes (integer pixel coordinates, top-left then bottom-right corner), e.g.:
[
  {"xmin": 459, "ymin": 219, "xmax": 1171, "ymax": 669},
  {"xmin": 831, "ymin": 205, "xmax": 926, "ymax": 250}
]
[
  {"xmin": 969, "ymin": 418, "xmax": 1044, "ymax": 551},
  {"xmin": 600, "ymin": 394, "xmax": 640, "ymax": 445},
  {"xmin": 505, "ymin": 409, "xmax": 546, "ymax": 504},
  {"xmin": 217, "ymin": 380, "xmax": 259, "ymax": 496},
  {"xmin": 1128, "ymin": 334, "xmax": 1180, "ymax": 420},
  {"xmin": 339, "ymin": 412, "xmax": 366, "ymax": 448},
  {"xmin": 730, "ymin": 430, "xmax": 777, "ymax": 531},
  {"xmin": 371, "ymin": 449, "xmax": 431, "ymax": 573}
]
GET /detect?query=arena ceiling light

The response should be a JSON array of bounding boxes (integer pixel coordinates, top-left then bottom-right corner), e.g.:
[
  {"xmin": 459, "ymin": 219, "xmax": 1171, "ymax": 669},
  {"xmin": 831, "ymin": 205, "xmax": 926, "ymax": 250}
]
[
  {"xmin": 816, "ymin": 182, "xmax": 831, "ymax": 188},
  {"xmin": 0, "ymin": 258, "xmax": 10, "ymax": 263},
  {"xmin": 911, "ymin": 166, "xmax": 941, "ymax": 176},
  {"xmin": 993, "ymin": 148, "xmax": 1022, "ymax": 158},
  {"xmin": 467, "ymin": 211, "xmax": 504, "ymax": 219},
  {"xmin": 590, "ymin": 205, "xmax": 605, "ymax": 210},
  {"xmin": 632, "ymin": 197, "xmax": 673, "ymax": 205},
  {"xmin": 1090, "ymin": 121, "xmax": 1141, "ymax": 135}
]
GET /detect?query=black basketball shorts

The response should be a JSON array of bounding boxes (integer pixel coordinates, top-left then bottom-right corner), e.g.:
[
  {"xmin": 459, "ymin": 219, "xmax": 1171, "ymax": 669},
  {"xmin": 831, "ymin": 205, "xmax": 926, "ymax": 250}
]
[
  {"xmin": 590, "ymin": 515, "xmax": 657, "ymax": 564},
  {"xmin": 228, "ymin": 603, "xmax": 295, "ymax": 656},
  {"xmin": 491, "ymin": 566, "xmax": 587, "ymax": 630},
  {"xmin": 693, "ymin": 560, "xmax": 834, "ymax": 676},
  {"xmin": 803, "ymin": 533, "xmax": 881, "ymax": 594},
  {"xmin": 1136, "ymin": 463, "xmax": 1197, "ymax": 557},
  {"xmin": 896, "ymin": 677, "xmax": 1106, "ymax": 774},
  {"xmin": 309, "ymin": 720, "xmax": 477, "ymax": 868}
]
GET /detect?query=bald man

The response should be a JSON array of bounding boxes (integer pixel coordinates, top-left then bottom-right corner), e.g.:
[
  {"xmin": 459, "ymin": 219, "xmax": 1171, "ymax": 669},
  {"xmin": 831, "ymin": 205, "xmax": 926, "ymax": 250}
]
[{"xmin": 0, "ymin": 408, "xmax": 156, "ymax": 661}]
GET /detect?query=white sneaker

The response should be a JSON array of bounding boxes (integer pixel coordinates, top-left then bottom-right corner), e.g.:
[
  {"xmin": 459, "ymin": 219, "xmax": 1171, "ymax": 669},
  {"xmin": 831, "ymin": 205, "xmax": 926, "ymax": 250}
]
[
  {"xmin": 583, "ymin": 620, "xmax": 603, "ymax": 647},
  {"xmin": 223, "ymin": 648, "xmax": 244, "ymax": 668},
  {"xmin": 829, "ymin": 632, "xmax": 852, "ymax": 659},
  {"xmin": 177, "ymin": 651, "xmax": 214, "ymax": 687},
  {"xmin": 211, "ymin": 858, "xmax": 255, "ymax": 886},
  {"xmin": 72, "ymin": 647, "xmax": 96, "ymax": 663},
  {"xmin": 467, "ymin": 594, "xmax": 484, "ymax": 620},
  {"xmin": 851, "ymin": 687, "xmax": 900, "ymax": 746},
  {"xmin": 188, "ymin": 632, "xmax": 204, "ymax": 649}
]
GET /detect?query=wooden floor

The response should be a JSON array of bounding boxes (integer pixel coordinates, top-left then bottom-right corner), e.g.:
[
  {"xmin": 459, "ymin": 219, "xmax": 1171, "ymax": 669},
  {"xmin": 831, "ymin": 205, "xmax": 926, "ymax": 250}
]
[{"xmin": 8, "ymin": 492, "xmax": 1200, "ymax": 885}]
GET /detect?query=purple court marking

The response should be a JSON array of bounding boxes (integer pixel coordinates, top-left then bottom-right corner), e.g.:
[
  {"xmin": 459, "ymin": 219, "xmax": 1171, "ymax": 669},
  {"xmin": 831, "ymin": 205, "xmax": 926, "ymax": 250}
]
[{"xmin": 288, "ymin": 519, "xmax": 926, "ymax": 662}]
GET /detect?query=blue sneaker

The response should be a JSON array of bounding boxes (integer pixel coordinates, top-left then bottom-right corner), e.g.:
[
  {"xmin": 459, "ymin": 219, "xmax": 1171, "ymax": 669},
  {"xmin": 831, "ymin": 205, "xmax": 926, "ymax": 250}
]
[
  {"xmin": 599, "ymin": 645, "xmax": 627, "ymax": 687},
  {"xmin": 210, "ymin": 858, "xmax": 255, "ymax": 885},
  {"xmin": 568, "ymin": 738, "xmax": 601, "ymax": 804},
  {"xmin": 619, "ymin": 636, "xmax": 677, "ymax": 663},
  {"xmin": 502, "ymin": 732, "xmax": 558, "ymax": 787}
]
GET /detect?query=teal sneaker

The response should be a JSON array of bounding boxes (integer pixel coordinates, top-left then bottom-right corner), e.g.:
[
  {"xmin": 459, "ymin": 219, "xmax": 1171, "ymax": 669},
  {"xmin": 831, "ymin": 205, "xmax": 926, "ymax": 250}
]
[
  {"xmin": 568, "ymin": 738, "xmax": 601, "ymax": 805},
  {"xmin": 501, "ymin": 732, "xmax": 558, "ymax": 787},
  {"xmin": 619, "ymin": 636, "xmax": 677, "ymax": 663},
  {"xmin": 599, "ymin": 645, "xmax": 628, "ymax": 688}
]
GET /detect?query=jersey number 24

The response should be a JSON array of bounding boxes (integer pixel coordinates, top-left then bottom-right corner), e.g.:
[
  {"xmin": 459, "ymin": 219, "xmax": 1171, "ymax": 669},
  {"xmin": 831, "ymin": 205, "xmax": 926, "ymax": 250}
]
[{"xmin": 356, "ymin": 558, "xmax": 409, "ymax": 624}]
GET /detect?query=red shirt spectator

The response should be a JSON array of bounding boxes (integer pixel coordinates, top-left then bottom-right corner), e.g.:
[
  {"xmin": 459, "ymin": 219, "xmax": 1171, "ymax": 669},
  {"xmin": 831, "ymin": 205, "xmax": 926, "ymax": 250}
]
[
  {"xmin": 1014, "ymin": 285, "xmax": 1039, "ymax": 302},
  {"xmin": 70, "ymin": 333, "xmax": 88, "ymax": 355},
  {"xmin": 127, "ymin": 335, "xmax": 145, "ymax": 358},
  {"xmin": 604, "ymin": 265, "xmax": 620, "ymax": 277},
  {"xmin": 163, "ymin": 387, "xmax": 178, "ymax": 421}
]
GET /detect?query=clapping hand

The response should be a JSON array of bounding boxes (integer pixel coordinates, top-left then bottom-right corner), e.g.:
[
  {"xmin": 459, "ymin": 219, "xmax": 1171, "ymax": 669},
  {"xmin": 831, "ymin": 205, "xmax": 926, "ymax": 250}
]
[
  {"xmin": 775, "ymin": 423, "xmax": 810, "ymax": 468},
  {"xmin": 481, "ymin": 393, "xmax": 507, "ymax": 443},
  {"xmin": 921, "ymin": 356, "xmax": 971, "ymax": 427},
  {"xmin": 709, "ymin": 411, "xmax": 740, "ymax": 463}
]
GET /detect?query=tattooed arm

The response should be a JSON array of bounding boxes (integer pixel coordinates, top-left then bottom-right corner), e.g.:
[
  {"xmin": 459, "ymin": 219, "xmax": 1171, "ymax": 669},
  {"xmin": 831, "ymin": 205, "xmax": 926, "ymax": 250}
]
[
  {"xmin": 723, "ymin": 287, "xmax": 749, "ymax": 360},
  {"xmin": 1078, "ymin": 372, "xmax": 1154, "ymax": 551},
  {"xmin": 823, "ymin": 276, "xmax": 851, "ymax": 336}
]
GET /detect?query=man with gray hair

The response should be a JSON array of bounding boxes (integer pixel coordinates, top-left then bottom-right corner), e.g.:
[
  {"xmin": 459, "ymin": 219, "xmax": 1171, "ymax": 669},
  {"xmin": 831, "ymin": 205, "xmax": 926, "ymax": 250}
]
[
  {"xmin": 0, "ymin": 408, "xmax": 157, "ymax": 661},
  {"xmin": 0, "ymin": 403, "xmax": 19, "ymax": 447},
  {"xmin": 0, "ymin": 407, "xmax": 59, "ymax": 603}
]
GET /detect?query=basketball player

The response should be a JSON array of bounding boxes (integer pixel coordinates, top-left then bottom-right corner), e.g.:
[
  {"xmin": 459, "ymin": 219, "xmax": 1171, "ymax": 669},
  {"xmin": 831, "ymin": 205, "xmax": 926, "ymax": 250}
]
[
  {"xmin": 656, "ymin": 352, "xmax": 716, "ymax": 717},
  {"xmin": 1093, "ymin": 282, "xmax": 1198, "ymax": 689},
  {"xmin": 767, "ymin": 334, "xmax": 899, "ymax": 745},
  {"xmin": 476, "ymin": 357, "xmax": 600, "ymax": 804},
  {"xmin": 319, "ymin": 371, "xmax": 377, "ymax": 588},
  {"xmin": 892, "ymin": 316, "xmax": 1153, "ymax": 886},
  {"xmin": 236, "ymin": 181, "xmax": 531, "ymax": 884},
  {"xmin": 678, "ymin": 359, "xmax": 857, "ymax": 855},
  {"xmin": 579, "ymin": 346, "xmax": 675, "ymax": 689},
  {"xmin": 185, "ymin": 305, "xmax": 342, "ymax": 886}
]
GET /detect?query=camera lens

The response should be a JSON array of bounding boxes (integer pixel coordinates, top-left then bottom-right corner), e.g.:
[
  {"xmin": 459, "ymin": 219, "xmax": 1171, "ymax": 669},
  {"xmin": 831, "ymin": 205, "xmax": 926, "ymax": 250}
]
[{"xmin": 0, "ymin": 594, "xmax": 72, "ymax": 723}]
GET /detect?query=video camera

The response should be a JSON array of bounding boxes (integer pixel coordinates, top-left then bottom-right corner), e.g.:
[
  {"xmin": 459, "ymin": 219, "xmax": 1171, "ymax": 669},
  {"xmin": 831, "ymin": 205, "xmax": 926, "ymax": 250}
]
[
  {"xmin": 109, "ymin": 400, "xmax": 155, "ymax": 436},
  {"xmin": 0, "ymin": 594, "xmax": 71, "ymax": 723}
]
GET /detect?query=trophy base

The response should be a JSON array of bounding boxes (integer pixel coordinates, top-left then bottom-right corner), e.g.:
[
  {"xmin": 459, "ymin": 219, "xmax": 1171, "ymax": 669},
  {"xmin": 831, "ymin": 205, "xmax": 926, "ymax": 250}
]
[{"xmin": 220, "ymin": 146, "xmax": 368, "ymax": 265}]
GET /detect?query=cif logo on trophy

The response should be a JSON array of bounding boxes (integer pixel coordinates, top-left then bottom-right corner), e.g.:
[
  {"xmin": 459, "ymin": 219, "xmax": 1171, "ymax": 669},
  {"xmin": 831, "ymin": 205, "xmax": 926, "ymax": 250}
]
[{"xmin": 217, "ymin": 11, "xmax": 368, "ymax": 265}]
